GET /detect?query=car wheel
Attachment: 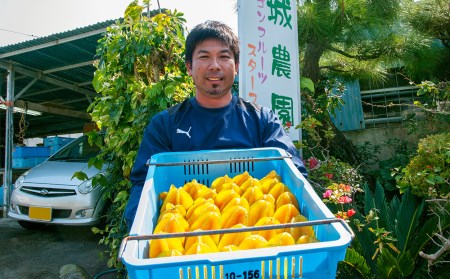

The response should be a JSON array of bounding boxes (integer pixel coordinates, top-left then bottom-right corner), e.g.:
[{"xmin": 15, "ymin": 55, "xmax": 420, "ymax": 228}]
[
  {"xmin": 18, "ymin": 221, "xmax": 47, "ymax": 230},
  {"xmin": 97, "ymin": 200, "xmax": 113, "ymax": 230}
]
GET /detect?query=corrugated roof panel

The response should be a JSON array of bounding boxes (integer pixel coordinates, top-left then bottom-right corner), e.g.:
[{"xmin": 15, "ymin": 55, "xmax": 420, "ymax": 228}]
[
  {"xmin": 0, "ymin": 19, "xmax": 120, "ymax": 138},
  {"xmin": 0, "ymin": 20, "xmax": 117, "ymax": 52}
]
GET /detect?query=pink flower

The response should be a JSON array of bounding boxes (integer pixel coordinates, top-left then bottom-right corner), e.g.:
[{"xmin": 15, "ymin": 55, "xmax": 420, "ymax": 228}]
[
  {"xmin": 323, "ymin": 189, "xmax": 333, "ymax": 199},
  {"xmin": 338, "ymin": 196, "xmax": 352, "ymax": 204},
  {"xmin": 347, "ymin": 209, "xmax": 356, "ymax": 217},
  {"xmin": 308, "ymin": 157, "xmax": 319, "ymax": 169},
  {"xmin": 324, "ymin": 173, "xmax": 334, "ymax": 180}
]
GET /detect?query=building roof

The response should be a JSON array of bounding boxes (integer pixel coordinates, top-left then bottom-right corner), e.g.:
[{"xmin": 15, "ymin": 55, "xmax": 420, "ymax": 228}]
[{"xmin": 0, "ymin": 19, "xmax": 118, "ymax": 139}]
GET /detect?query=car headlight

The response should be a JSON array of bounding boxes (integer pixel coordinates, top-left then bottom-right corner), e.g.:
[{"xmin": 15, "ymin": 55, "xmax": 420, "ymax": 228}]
[
  {"xmin": 78, "ymin": 179, "xmax": 95, "ymax": 194},
  {"xmin": 14, "ymin": 171, "xmax": 29, "ymax": 189}
]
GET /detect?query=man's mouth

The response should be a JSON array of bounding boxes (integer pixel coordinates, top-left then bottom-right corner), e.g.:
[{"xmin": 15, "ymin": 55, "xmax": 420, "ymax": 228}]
[{"xmin": 206, "ymin": 77, "xmax": 223, "ymax": 81}]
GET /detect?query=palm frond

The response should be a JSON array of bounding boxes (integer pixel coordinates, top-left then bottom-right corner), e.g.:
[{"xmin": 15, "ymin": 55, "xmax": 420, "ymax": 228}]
[
  {"xmin": 356, "ymin": 184, "xmax": 378, "ymax": 259},
  {"xmin": 397, "ymin": 250, "xmax": 415, "ymax": 276},
  {"xmin": 340, "ymin": 248, "xmax": 372, "ymax": 278},
  {"xmin": 374, "ymin": 180, "xmax": 389, "ymax": 229},
  {"xmin": 364, "ymin": 183, "xmax": 375, "ymax": 214},
  {"xmin": 388, "ymin": 194, "xmax": 400, "ymax": 236},
  {"xmin": 394, "ymin": 190, "xmax": 425, "ymax": 253},
  {"xmin": 377, "ymin": 249, "xmax": 415, "ymax": 277},
  {"xmin": 377, "ymin": 249, "xmax": 400, "ymax": 278}
]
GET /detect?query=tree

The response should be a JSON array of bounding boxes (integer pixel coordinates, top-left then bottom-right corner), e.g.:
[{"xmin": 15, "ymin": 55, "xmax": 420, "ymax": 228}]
[
  {"xmin": 296, "ymin": 0, "xmax": 448, "ymax": 165},
  {"xmin": 406, "ymin": 0, "xmax": 450, "ymax": 80},
  {"xmin": 298, "ymin": 0, "xmax": 446, "ymax": 82}
]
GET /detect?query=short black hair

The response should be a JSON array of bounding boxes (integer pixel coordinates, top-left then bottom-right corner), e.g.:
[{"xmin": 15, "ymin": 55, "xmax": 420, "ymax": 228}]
[{"xmin": 185, "ymin": 20, "xmax": 239, "ymax": 65}]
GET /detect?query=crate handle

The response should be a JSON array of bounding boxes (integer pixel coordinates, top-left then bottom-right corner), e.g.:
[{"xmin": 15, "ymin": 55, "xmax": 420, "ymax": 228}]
[
  {"xmin": 146, "ymin": 155, "xmax": 292, "ymax": 167},
  {"xmin": 117, "ymin": 217, "xmax": 354, "ymax": 261}
]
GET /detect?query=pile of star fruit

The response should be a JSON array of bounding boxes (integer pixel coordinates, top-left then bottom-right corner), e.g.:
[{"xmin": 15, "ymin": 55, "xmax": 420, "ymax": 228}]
[{"xmin": 149, "ymin": 170, "xmax": 318, "ymax": 258}]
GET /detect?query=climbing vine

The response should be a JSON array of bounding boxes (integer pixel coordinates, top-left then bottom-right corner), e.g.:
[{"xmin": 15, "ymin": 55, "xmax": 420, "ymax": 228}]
[{"xmin": 88, "ymin": 0, "xmax": 193, "ymax": 269}]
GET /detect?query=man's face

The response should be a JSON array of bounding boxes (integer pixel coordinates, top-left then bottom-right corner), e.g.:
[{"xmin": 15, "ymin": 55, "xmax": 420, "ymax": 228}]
[{"xmin": 187, "ymin": 39, "xmax": 238, "ymax": 99}]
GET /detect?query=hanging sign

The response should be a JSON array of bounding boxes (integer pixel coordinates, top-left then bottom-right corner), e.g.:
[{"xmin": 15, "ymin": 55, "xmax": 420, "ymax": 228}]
[{"xmin": 238, "ymin": 0, "xmax": 301, "ymax": 142}]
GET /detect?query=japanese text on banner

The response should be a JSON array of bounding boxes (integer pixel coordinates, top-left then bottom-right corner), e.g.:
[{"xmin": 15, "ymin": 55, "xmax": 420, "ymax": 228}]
[{"xmin": 238, "ymin": 0, "xmax": 301, "ymax": 141}]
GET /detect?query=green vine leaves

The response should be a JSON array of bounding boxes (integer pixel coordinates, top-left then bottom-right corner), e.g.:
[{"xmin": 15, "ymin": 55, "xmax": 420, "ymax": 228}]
[
  {"xmin": 88, "ymin": 1, "xmax": 194, "ymax": 268},
  {"xmin": 90, "ymin": 4, "xmax": 193, "ymax": 179}
]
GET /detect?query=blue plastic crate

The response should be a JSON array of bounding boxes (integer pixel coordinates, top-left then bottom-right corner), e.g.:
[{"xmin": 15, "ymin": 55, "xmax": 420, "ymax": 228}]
[
  {"xmin": 12, "ymin": 156, "xmax": 48, "ymax": 168},
  {"xmin": 43, "ymin": 136, "xmax": 75, "ymax": 147},
  {"xmin": 48, "ymin": 143, "xmax": 69, "ymax": 155},
  {"xmin": 12, "ymin": 146, "xmax": 50, "ymax": 158},
  {"xmin": 121, "ymin": 148, "xmax": 353, "ymax": 279},
  {"xmin": 44, "ymin": 137, "xmax": 75, "ymax": 154}
]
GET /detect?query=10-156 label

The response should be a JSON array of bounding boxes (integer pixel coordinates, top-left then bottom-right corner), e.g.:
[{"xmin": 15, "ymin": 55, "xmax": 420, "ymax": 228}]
[{"xmin": 225, "ymin": 270, "xmax": 260, "ymax": 279}]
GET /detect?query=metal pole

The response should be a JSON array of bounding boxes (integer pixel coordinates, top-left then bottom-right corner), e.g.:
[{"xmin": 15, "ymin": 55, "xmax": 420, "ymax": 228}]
[{"xmin": 3, "ymin": 66, "xmax": 14, "ymax": 217}]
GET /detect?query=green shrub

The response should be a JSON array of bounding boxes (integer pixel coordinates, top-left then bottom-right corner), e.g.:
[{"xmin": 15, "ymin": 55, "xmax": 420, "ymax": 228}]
[{"xmin": 396, "ymin": 133, "xmax": 450, "ymax": 198}]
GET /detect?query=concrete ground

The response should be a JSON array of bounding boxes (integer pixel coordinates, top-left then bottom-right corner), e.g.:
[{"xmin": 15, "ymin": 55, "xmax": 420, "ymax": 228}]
[{"xmin": 0, "ymin": 213, "xmax": 117, "ymax": 279}]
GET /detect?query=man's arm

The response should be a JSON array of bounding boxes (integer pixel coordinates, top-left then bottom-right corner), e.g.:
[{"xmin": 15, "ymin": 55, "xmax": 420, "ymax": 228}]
[
  {"xmin": 124, "ymin": 113, "xmax": 172, "ymax": 229},
  {"xmin": 261, "ymin": 108, "xmax": 308, "ymax": 178}
]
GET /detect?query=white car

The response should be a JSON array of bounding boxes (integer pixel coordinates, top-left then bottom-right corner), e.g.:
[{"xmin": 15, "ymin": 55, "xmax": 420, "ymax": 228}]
[{"xmin": 8, "ymin": 135, "xmax": 109, "ymax": 229}]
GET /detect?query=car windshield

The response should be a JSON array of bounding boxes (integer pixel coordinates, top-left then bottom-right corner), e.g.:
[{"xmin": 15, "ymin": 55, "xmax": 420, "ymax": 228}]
[{"xmin": 48, "ymin": 135, "xmax": 100, "ymax": 162}]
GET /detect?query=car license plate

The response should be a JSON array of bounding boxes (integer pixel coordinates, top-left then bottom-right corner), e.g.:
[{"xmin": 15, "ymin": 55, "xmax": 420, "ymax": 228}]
[{"xmin": 29, "ymin": 206, "xmax": 52, "ymax": 221}]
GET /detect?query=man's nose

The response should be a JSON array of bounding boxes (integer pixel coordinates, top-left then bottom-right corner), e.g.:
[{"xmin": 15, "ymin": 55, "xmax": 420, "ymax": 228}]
[{"xmin": 208, "ymin": 58, "xmax": 221, "ymax": 70}]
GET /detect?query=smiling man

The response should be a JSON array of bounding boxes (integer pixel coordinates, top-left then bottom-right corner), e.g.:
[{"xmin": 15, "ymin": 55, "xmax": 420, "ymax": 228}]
[{"xmin": 124, "ymin": 20, "xmax": 307, "ymax": 229}]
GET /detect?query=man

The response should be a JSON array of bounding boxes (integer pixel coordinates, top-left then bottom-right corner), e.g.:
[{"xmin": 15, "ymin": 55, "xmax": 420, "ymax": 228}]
[{"xmin": 124, "ymin": 20, "xmax": 307, "ymax": 229}]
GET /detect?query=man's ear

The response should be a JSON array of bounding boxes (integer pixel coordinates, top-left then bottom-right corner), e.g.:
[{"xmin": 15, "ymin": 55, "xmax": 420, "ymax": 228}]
[{"xmin": 186, "ymin": 62, "xmax": 192, "ymax": 76}]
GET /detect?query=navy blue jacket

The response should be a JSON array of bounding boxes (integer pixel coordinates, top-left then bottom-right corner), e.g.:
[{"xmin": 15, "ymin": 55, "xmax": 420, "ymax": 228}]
[{"xmin": 124, "ymin": 95, "xmax": 307, "ymax": 228}]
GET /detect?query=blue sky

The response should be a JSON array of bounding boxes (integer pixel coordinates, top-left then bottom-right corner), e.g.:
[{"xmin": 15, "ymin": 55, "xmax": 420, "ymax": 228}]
[{"xmin": 0, "ymin": 0, "xmax": 238, "ymax": 47}]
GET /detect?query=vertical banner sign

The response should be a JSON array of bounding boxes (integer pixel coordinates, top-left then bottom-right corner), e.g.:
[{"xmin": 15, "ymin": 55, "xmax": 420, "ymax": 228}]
[{"xmin": 238, "ymin": 0, "xmax": 301, "ymax": 142}]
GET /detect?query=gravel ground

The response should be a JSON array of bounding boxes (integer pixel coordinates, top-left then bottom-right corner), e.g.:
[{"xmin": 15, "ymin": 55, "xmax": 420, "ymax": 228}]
[{"xmin": 0, "ymin": 214, "xmax": 117, "ymax": 279}]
